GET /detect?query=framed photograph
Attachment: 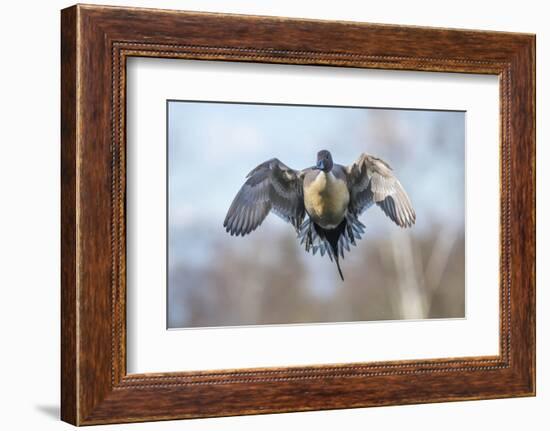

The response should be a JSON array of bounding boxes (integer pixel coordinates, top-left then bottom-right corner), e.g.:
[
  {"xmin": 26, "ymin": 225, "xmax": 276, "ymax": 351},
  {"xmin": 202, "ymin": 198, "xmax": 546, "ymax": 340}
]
[{"xmin": 61, "ymin": 4, "xmax": 535, "ymax": 425}]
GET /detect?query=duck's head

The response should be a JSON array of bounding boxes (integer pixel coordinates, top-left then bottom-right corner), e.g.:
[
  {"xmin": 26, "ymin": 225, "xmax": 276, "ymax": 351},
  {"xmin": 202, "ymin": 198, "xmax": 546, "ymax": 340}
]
[{"xmin": 316, "ymin": 150, "xmax": 333, "ymax": 172}]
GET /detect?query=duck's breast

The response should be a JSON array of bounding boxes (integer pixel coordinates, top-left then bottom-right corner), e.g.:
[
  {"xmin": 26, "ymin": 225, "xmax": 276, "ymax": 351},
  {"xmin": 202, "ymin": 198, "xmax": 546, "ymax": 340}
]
[{"xmin": 304, "ymin": 171, "xmax": 350, "ymax": 228}]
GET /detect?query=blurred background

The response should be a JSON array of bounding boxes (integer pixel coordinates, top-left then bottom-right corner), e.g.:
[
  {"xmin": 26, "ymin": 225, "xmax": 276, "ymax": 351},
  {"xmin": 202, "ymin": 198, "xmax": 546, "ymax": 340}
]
[{"xmin": 168, "ymin": 101, "xmax": 465, "ymax": 328}]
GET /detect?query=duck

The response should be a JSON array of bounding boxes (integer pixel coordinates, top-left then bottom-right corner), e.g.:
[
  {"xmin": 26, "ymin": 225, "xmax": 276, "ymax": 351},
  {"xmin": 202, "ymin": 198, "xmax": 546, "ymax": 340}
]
[{"xmin": 224, "ymin": 150, "xmax": 416, "ymax": 281}]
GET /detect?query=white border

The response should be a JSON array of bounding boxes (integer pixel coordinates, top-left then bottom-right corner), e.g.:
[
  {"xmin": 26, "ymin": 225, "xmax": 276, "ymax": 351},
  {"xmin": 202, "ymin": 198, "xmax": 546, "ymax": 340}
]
[{"xmin": 127, "ymin": 58, "xmax": 500, "ymax": 373}]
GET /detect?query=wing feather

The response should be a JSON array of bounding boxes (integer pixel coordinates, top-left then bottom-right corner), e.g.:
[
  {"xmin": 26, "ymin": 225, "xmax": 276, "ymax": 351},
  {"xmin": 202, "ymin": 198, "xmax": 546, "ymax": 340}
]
[
  {"xmin": 346, "ymin": 153, "xmax": 415, "ymax": 228},
  {"xmin": 224, "ymin": 158, "xmax": 305, "ymax": 236}
]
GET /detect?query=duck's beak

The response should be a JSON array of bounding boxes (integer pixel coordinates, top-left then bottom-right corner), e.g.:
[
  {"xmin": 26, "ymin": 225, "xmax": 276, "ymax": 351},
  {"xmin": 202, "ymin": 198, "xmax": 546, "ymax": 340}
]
[{"xmin": 316, "ymin": 159, "xmax": 325, "ymax": 170}]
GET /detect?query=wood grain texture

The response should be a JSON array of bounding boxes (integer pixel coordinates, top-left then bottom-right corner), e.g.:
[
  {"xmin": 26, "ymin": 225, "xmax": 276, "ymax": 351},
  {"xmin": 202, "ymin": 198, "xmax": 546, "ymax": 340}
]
[
  {"xmin": 60, "ymin": 5, "xmax": 78, "ymax": 425},
  {"xmin": 60, "ymin": 4, "xmax": 535, "ymax": 425}
]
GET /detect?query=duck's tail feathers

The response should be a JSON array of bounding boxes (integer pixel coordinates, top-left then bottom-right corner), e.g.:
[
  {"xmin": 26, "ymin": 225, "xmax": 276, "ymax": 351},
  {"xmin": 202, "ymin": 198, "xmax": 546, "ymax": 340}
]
[
  {"xmin": 317, "ymin": 221, "xmax": 346, "ymax": 281},
  {"xmin": 298, "ymin": 215, "xmax": 366, "ymax": 281},
  {"xmin": 333, "ymin": 249, "xmax": 345, "ymax": 281}
]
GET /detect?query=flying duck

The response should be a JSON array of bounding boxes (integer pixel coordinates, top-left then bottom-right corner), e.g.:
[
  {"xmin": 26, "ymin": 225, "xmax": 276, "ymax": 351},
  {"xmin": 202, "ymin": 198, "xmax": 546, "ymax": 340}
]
[{"xmin": 224, "ymin": 150, "xmax": 416, "ymax": 280}]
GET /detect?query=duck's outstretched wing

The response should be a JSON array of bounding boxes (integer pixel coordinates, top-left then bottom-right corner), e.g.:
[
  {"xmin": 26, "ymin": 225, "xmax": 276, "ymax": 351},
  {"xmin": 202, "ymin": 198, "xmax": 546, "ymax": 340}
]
[
  {"xmin": 224, "ymin": 158, "xmax": 305, "ymax": 236},
  {"xmin": 345, "ymin": 153, "xmax": 416, "ymax": 228}
]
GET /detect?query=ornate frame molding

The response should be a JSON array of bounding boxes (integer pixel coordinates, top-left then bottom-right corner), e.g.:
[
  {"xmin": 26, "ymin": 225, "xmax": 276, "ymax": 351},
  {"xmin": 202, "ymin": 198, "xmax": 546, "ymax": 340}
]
[{"xmin": 61, "ymin": 5, "xmax": 535, "ymax": 425}]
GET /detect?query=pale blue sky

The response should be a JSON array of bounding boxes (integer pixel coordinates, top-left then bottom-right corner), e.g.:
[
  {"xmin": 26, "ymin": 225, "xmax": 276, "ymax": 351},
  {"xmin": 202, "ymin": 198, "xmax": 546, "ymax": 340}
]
[{"xmin": 168, "ymin": 101, "xmax": 464, "ymax": 243}]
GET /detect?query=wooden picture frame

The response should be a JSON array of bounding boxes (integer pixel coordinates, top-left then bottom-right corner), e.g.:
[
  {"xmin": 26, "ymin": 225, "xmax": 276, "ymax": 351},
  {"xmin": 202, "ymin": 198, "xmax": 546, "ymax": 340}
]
[{"xmin": 61, "ymin": 4, "xmax": 535, "ymax": 425}]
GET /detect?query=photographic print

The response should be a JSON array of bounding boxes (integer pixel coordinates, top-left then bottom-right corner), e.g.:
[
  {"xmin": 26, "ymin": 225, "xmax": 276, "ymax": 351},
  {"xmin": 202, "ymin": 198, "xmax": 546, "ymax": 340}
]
[{"xmin": 168, "ymin": 101, "xmax": 465, "ymax": 328}]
